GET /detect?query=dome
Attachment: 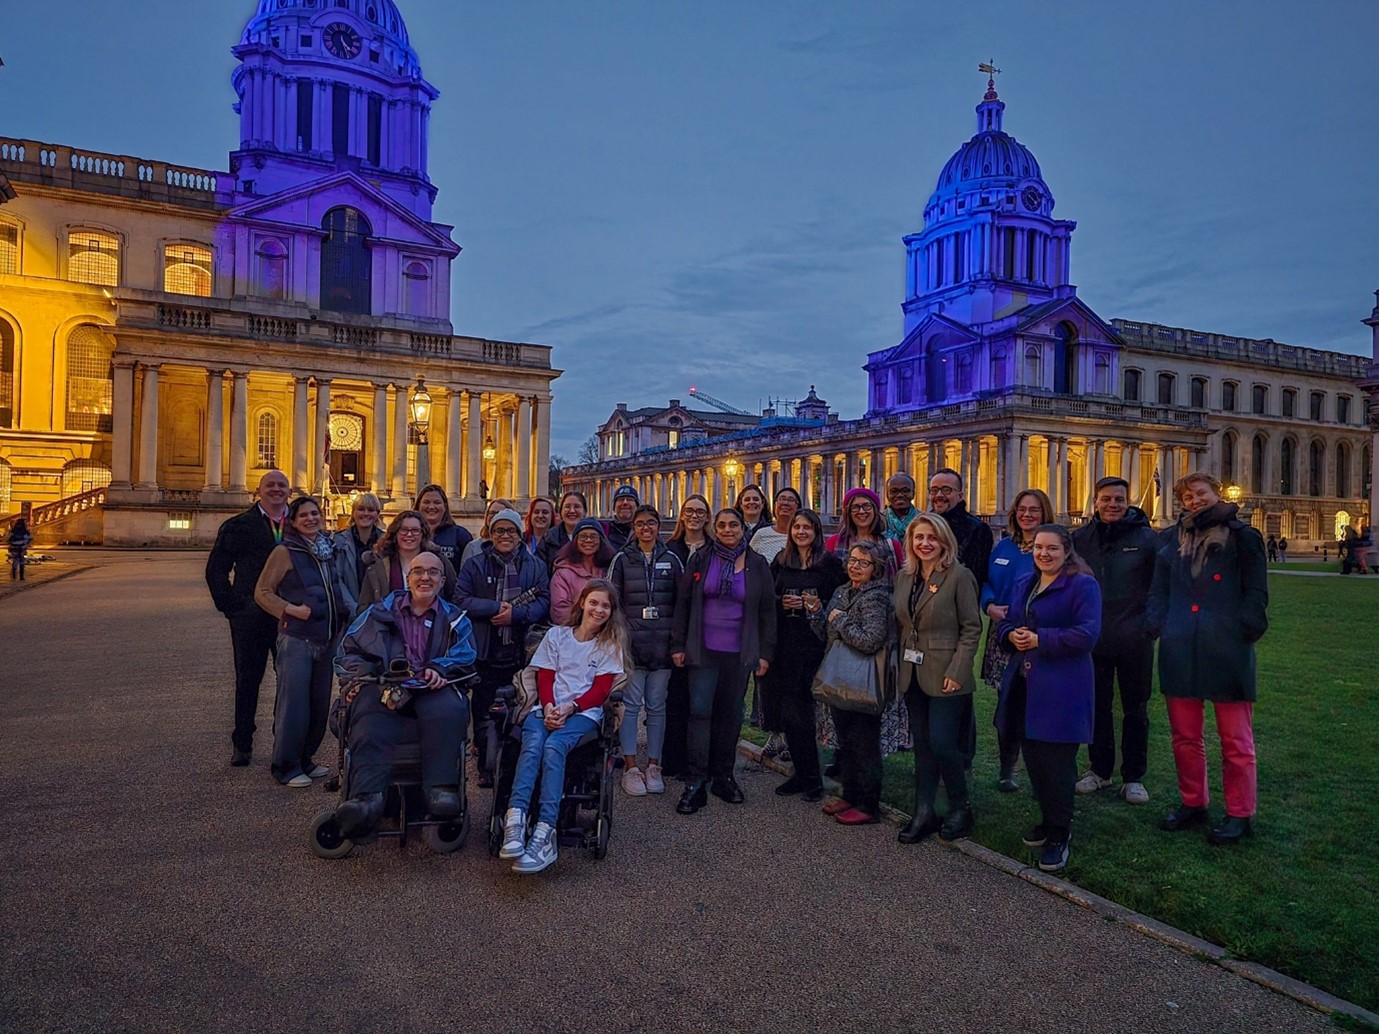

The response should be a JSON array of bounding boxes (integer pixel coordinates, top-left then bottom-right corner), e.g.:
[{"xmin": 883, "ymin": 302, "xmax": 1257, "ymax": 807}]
[
  {"xmin": 924, "ymin": 81, "xmax": 1053, "ymax": 223},
  {"xmin": 240, "ymin": 0, "xmax": 421, "ymax": 77}
]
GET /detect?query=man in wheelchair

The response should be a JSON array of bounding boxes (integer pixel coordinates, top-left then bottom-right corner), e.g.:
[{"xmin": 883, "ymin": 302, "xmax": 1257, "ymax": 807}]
[{"xmin": 332, "ymin": 551, "xmax": 477, "ymax": 838}]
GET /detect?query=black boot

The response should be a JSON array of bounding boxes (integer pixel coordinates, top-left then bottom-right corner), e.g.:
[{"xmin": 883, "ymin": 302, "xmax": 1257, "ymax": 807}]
[
  {"xmin": 1207, "ymin": 815, "xmax": 1253, "ymax": 844},
  {"xmin": 676, "ymin": 780, "xmax": 708, "ymax": 815},
  {"xmin": 1160, "ymin": 804, "xmax": 1210, "ymax": 832},
  {"xmin": 898, "ymin": 807, "xmax": 940, "ymax": 844},
  {"xmin": 335, "ymin": 792, "xmax": 385, "ymax": 839},
  {"xmin": 426, "ymin": 786, "xmax": 462, "ymax": 819},
  {"xmin": 939, "ymin": 803, "xmax": 975, "ymax": 841}
]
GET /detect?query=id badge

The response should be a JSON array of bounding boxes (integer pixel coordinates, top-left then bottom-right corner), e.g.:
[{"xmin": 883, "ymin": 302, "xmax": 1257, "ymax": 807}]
[
  {"xmin": 904, "ymin": 648, "xmax": 924, "ymax": 665},
  {"xmin": 642, "ymin": 606, "xmax": 660, "ymax": 620}
]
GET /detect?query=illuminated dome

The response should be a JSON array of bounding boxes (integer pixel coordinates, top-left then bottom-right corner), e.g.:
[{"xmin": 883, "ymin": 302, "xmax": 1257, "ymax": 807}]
[
  {"xmin": 240, "ymin": 0, "xmax": 421, "ymax": 78},
  {"xmin": 924, "ymin": 79, "xmax": 1054, "ymax": 226}
]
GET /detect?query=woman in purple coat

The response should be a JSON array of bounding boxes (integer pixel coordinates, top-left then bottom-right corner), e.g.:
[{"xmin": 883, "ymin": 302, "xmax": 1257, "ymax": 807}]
[{"xmin": 996, "ymin": 524, "xmax": 1102, "ymax": 874}]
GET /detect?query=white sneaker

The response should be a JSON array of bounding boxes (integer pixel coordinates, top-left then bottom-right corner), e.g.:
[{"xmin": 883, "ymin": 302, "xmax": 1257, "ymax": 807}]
[
  {"xmin": 511, "ymin": 822, "xmax": 557, "ymax": 873},
  {"xmin": 1121, "ymin": 781, "xmax": 1150, "ymax": 805},
  {"xmin": 622, "ymin": 767, "xmax": 647, "ymax": 797},
  {"xmin": 498, "ymin": 807, "xmax": 527, "ymax": 859},
  {"xmin": 644, "ymin": 763, "xmax": 665, "ymax": 794},
  {"xmin": 305, "ymin": 764, "xmax": 330, "ymax": 779},
  {"xmin": 286, "ymin": 774, "xmax": 313, "ymax": 788},
  {"xmin": 1074, "ymin": 771, "xmax": 1112, "ymax": 794}
]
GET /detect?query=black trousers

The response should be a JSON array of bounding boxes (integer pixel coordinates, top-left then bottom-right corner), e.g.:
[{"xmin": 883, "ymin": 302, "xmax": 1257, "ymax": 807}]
[
  {"xmin": 1088, "ymin": 642, "xmax": 1153, "ymax": 782},
  {"xmin": 831, "ymin": 706, "xmax": 882, "ymax": 814},
  {"xmin": 1023, "ymin": 739, "xmax": 1079, "ymax": 839},
  {"xmin": 906, "ymin": 686, "xmax": 971, "ymax": 812},
  {"xmin": 348, "ymin": 688, "xmax": 469, "ymax": 796},
  {"xmin": 228, "ymin": 609, "xmax": 278, "ymax": 753},
  {"xmin": 687, "ymin": 650, "xmax": 751, "ymax": 782},
  {"xmin": 777, "ymin": 668, "xmax": 822, "ymax": 790},
  {"xmin": 474, "ymin": 659, "xmax": 521, "ymax": 777},
  {"xmin": 662, "ymin": 666, "xmax": 690, "ymax": 777}
]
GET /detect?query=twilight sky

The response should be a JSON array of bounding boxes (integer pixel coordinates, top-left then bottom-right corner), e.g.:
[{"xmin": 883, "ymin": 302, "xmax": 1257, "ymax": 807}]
[{"xmin": 3, "ymin": 1, "xmax": 1376, "ymax": 459}]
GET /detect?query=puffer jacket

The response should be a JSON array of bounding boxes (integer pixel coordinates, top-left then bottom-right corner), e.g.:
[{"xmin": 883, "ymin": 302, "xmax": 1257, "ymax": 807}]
[
  {"xmin": 253, "ymin": 530, "xmax": 349, "ymax": 644},
  {"xmin": 810, "ymin": 577, "xmax": 895, "ymax": 655},
  {"xmin": 1069, "ymin": 506, "xmax": 1159, "ymax": 656},
  {"xmin": 607, "ymin": 540, "xmax": 684, "ymax": 669},
  {"xmin": 456, "ymin": 541, "xmax": 551, "ymax": 661},
  {"xmin": 334, "ymin": 591, "xmax": 477, "ymax": 686}
]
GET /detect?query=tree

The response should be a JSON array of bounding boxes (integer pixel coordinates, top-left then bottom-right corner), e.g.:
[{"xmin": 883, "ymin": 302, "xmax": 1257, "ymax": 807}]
[
  {"xmin": 576, "ymin": 434, "xmax": 600, "ymax": 465},
  {"xmin": 547, "ymin": 454, "xmax": 567, "ymax": 498}
]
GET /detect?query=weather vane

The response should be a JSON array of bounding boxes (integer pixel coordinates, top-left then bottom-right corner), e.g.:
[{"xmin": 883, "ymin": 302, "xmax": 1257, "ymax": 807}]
[{"xmin": 979, "ymin": 61, "xmax": 1002, "ymax": 98}]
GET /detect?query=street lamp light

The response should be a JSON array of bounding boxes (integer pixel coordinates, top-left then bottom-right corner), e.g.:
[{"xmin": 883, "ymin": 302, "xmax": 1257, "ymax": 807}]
[
  {"xmin": 723, "ymin": 454, "xmax": 741, "ymax": 499},
  {"xmin": 482, "ymin": 435, "xmax": 497, "ymax": 462},
  {"xmin": 1223, "ymin": 483, "xmax": 1243, "ymax": 505},
  {"xmin": 409, "ymin": 375, "xmax": 432, "ymax": 493}
]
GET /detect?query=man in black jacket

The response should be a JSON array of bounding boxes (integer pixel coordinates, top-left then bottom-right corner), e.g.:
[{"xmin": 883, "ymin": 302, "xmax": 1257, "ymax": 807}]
[
  {"xmin": 1069, "ymin": 476, "xmax": 1159, "ymax": 805},
  {"xmin": 205, "ymin": 470, "xmax": 290, "ymax": 766},
  {"xmin": 927, "ymin": 467, "xmax": 993, "ymax": 592},
  {"xmin": 604, "ymin": 485, "xmax": 639, "ymax": 552}
]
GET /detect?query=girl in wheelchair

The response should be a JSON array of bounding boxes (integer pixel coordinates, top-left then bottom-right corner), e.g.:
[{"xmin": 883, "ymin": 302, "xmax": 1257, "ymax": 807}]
[{"xmin": 501, "ymin": 578, "xmax": 630, "ymax": 873}]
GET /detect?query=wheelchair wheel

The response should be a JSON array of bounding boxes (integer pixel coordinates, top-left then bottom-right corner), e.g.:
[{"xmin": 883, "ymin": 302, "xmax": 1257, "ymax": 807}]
[
  {"xmin": 423, "ymin": 813, "xmax": 469, "ymax": 854},
  {"xmin": 592, "ymin": 814, "xmax": 611, "ymax": 859},
  {"xmin": 309, "ymin": 809, "xmax": 355, "ymax": 859}
]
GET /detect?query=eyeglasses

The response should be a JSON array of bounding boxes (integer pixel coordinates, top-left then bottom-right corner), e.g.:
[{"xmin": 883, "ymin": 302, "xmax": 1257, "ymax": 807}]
[
  {"xmin": 396, "ymin": 527, "xmax": 423, "ymax": 536},
  {"xmin": 846, "ymin": 557, "xmax": 876, "ymax": 568},
  {"xmin": 633, "ymin": 520, "xmax": 660, "ymax": 530},
  {"xmin": 491, "ymin": 527, "xmax": 519, "ymax": 537},
  {"xmin": 681, "ymin": 508, "xmax": 708, "ymax": 518},
  {"xmin": 849, "ymin": 503, "xmax": 875, "ymax": 513},
  {"xmin": 1015, "ymin": 506, "xmax": 1043, "ymax": 516},
  {"xmin": 408, "ymin": 567, "xmax": 443, "ymax": 579},
  {"xmin": 928, "ymin": 486, "xmax": 957, "ymax": 496}
]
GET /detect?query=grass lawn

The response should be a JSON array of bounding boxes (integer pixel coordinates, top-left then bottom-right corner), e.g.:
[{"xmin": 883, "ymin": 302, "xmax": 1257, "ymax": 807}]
[{"xmin": 746, "ymin": 574, "xmax": 1379, "ymax": 1011}]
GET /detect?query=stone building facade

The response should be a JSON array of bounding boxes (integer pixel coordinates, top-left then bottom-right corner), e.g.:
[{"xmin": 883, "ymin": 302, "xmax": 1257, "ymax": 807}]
[
  {"xmin": 563, "ymin": 80, "xmax": 1372, "ymax": 546},
  {"xmin": 0, "ymin": 0, "xmax": 558, "ymax": 544}
]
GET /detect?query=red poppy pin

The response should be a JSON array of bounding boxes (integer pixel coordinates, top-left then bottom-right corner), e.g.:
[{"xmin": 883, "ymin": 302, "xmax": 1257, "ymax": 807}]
[{"xmin": 692, "ymin": 571, "xmax": 702, "ymax": 582}]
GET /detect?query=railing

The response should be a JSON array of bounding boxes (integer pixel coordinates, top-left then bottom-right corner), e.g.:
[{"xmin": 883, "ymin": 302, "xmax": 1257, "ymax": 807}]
[
  {"xmin": 0, "ymin": 136, "xmax": 228, "ymax": 210},
  {"xmin": 0, "ymin": 486, "xmax": 108, "ymax": 537},
  {"xmin": 158, "ymin": 305, "xmax": 213, "ymax": 330},
  {"xmin": 248, "ymin": 315, "xmax": 299, "ymax": 340},
  {"xmin": 1112, "ymin": 318, "xmax": 1369, "ymax": 377}
]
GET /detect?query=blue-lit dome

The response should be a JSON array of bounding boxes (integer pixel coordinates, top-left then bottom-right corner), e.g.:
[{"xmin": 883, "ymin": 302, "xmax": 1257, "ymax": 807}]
[
  {"xmin": 240, "ymin": 0, "xmax": 421, "ymax": 77},
  {"xmin": 924, "ymin": 81, "xmax": 1053, "ymax": 225}
]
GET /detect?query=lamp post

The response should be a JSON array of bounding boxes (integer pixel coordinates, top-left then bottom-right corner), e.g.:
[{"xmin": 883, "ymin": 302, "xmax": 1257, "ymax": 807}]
[
  {"xmin": 409, "ymin": 375, "xmax": 432, "ymax": 494},
  {"xmin": 481, "ymin": 433, "xmax": 497, "ymax": 500},
  {"xmin": 724, "ymin": 454, "xmax": 741, "ymax": 502}
]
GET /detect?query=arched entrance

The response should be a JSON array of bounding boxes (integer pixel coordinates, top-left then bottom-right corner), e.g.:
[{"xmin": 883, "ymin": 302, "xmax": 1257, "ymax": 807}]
[{"xmin": 327, "ymin": 412, "xmax": 365, "ymax": 493}]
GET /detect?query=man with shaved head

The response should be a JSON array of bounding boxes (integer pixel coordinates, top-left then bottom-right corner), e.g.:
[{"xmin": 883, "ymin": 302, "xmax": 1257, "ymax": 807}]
[{"xmin": 206, "ymin": 470, "xmax": 292, "ymax": 767}]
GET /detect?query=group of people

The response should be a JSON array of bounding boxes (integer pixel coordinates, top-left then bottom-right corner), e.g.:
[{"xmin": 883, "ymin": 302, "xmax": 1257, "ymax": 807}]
[{"xmin": 204, "ymin": 460, "xmax": 1269, "ymax": 875}]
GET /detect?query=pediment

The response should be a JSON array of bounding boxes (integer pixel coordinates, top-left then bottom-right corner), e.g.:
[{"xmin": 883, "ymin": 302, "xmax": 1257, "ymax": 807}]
[
  {"xmin": 227, "ymin": 173, "xmax": 459, "ymax": 254},
  {"xmin": 1013, "ymin": 297, "xmax": 1124, "ymax": 345},
  {"xmin": 879, "ymin": 313, "xmax": 979, "ymax": 364}
]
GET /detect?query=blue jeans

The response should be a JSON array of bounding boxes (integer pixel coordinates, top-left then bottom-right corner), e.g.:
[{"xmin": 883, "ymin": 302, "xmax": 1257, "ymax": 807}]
[
  {"xmin": 619, "ymin": 667, "xmax": 671, "ymax": 760},
  {"xmin": 509, "ymin": 711, "xmax": 599, "ymax": 826},
  {"xmin": 271, "ymin": 634, "xmax": 334, "ymax": 782}
]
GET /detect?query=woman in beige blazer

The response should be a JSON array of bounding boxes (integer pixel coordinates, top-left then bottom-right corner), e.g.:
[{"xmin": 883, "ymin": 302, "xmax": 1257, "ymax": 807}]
[{"xmin": 893, "ymin": 513, "xmax": 982, "ymax": 844}]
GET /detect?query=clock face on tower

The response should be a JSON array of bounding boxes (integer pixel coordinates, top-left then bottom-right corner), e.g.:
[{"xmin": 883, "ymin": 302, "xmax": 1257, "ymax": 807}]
[
  {"xmin": 1021, "ymin": 186, "xmax": 1043, "ymax": 212},
  {"xmin": 324, "ymin": 22, "xmax": 363, "ymax": 59}
]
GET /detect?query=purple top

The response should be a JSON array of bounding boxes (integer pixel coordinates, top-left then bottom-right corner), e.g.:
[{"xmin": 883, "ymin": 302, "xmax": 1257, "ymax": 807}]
[
  {"xmin": 393, "ymin": 593, "xmax": 437, "ymax": 672},
  {"xmin": 703, "ymin": 554, "xmax": 747, "ymax": 654}
]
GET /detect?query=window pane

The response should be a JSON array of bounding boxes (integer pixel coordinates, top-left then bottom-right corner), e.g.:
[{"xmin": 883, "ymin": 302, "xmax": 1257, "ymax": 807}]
[
  {"xmin": 69, "ymin": 231, "xmax": 120, "ymax": 286},
  {"xmin": 163, "ymin": 243, "xmax": 213, "ymax": 296},
  {"xmin": 256, "ymin": 412, "xmax": 278, "ymax": 468},
  {"xmin": 0, "ymin": 224, "xmax": 17, "ymax": 275},
  {"xmin": 0, "ymin": 321, "xmax": 13, "ymax": 428},
  {"xmin": 65, "ymin": 325, "xmax": 114, "ymax": 432}
]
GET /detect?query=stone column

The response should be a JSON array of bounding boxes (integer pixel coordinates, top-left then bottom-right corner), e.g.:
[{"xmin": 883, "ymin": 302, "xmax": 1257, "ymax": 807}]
[
  {"xmin": 229, "ymin": 371, "xmax": 249, "ymax": 493},
  {"xmin": 135, "ymin": 363, "xmax": 161, "ymax": 490},
  {"xmin": 1083, "ymin": 439, "xmax": 1103, "ymax": 516},
  {"xmin": 1156, "ymin": 447, "xmax": 1172, "ymax": 521},
  {"xmin": 372, "ymin": 383, "xmax": 389, "ymax": 497},
  {"xmin": 1046, "ymin": 436, "xmax": 1060, "ymax": 516},
  {"xmin": 516, "ymin": 396, "xmax": 532, "ymax": 503},
  {"xmin": 800, "ymin": 455, "xmax": 813, "ymax": 510},
  {"xmin": 446, "ymin": 388, "xmax": 463, "ymax": 504},
  {"xmin": 203, "ymin": 370, "xmax": 225, "ymax": 491},
  {"xmin": 392, "ymin": 383, "xmax": 409, "ymax": 501},
  {"xmin": 466, "ymin": 390, "xmax": 483, "ymax": 501},
  {"xmin": 534, "ymin": 397, "xmax": 551, "ymax": 503},
  {"xmin": 292, "ymin": 376, "xmax": 310, "ymax": 493},
  {"xmin": 1016, "ymin": 435, "xmax": 1030, "ymax": 497},
  {"xmin": 313, "ymin": 377, "xmax": 331, "ymax": 494},
  {"xmin": 1127, "ymin": 443, "xmax": 1141, "ymax": 508},
  {"xmin": 110, "ymin": 357, "xmax": 136, "ymax": 489},
  {"xmin": 970, "ymin": 439, "xmax": 983, "ymax": 514}
]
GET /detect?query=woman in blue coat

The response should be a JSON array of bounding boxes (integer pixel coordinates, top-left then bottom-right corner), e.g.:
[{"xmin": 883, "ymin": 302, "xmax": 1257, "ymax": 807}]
[{"xmin": 996, "ymin": 524, "xmax": 1102, "ymax": 873}]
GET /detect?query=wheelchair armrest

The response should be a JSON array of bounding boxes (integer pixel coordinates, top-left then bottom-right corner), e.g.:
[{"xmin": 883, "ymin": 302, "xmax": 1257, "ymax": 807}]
[{"xmin": 605, "ymin": 690, "xmax": 624, "ymax": 705}]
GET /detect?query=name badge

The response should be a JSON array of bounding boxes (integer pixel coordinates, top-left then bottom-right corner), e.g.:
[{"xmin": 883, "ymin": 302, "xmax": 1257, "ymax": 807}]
[
  {"xmin": 904, "ymin": 648, "xmax": 924, "ymax": 665},
  {"xmin": 642, "ymin": 606, "xmax": 660, "ymax": 620},
  {"xmin": 654, "ymin": 562, "xmax": 672, "ymax": 570},
  {"xmin": 994, "ymin": 557, "xmax": 1010, "ymax": 565},
  {"xmin": 424, "ymin": 619, "xmax": 433, "ymax": 629}
]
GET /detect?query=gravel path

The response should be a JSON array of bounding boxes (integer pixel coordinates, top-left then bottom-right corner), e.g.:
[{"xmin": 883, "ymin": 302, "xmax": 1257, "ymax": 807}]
[{"xmin": 0, "ymin": 554, "xmax": 1333, "ymax": 1033}]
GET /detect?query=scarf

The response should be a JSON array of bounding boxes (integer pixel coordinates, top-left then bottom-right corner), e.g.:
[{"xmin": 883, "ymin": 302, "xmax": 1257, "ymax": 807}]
[
  {"xmin": 306, "ymin": 531, "xmax": 334, "ymax": 561},
  {"xmin": 709, "ymin": 539, "xmax": 748, "ymax": 598},
  {"xmin": 1177, "ymin": 501, "xmax": 1237, "ymax": 578},
  {"xmin": 496, "ymin": 548, "xmax": 525, "ymax": 648}
]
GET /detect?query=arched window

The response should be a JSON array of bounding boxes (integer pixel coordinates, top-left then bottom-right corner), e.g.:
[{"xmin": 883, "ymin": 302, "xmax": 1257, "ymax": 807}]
[
  {"xmin": 872, "ymin": 371, "xmax": 888, "ymax": 411},
  {"xmin": 1024, "ymin": 346, "xmax": 1042, "ymax": 388},
  {"xmin": 1282, "ymin": 388, "xmax": 1296, "ymax": 418},
  {"xmin": 1123, "ymin": 368, "xmax": 1141, "ymax": 402},
  {"xmin": 1222, "ymin": 382, "xmax": 1237, "ymax": 412},
  {"xmin": 1094, "ymin": 354, "xmax": 1110, "ymax": 395},
  {"xmin": 0, "ymin": 221, "xmax": 19, "ymax": 275},
  {"xmin": 955, "ymin": 353, "xmax": 973, "ymax": 395},
  {"xmin": 403, "ymin": 260, "xmax": 431, "ymax": 317},
  {"xmin": 1251, "ymin": 435, "xmax": 1265, "ymax": 493},
  {"xmin": 1053, "ymin": 323, "xmax": 1075, "ymax": 393},
  {"xmin": 1190, "ymin": 376, "xmax": 1207, "ymax": 408},
  {"xmin": 320, "ymin": 207, "xmax": 372, "ymax": 315},
  {"xmin": 925, "ymin": 343, "xmax": 946, "ymax": 404},
  {"xmin": 68, "ymin": 230, "xmax": 120, "ymax": 286},
  {"xmin": 1252, "ymin": 385, "xmax": 1268, "ymax": 415},
  {"xmin": 1336, "ymin": 442, "xmax": 1350, "ymax": 498},
  {"xmin": 163, "ymin": 242, "xmax": 213, "ymax": 296},
  {"xmin": 1280, "ymin": 438, "xmax": 1295, "ymax": 496},
  {"xmin": 0, "ymin": 318, "xmax": 14, "ymax": 428},
  {"xmin": 1157, "ymin": 372, "xmax": 1175, "ymax": 406},
  {"xmin": 60, "ymin": 459, "xmax": 111, "ymax": 497},
  {"xmin": 1337, "ymin": 396, "xmax": 1352, "ymax": 424},
  {"xmin": 897, "ymin": 365, "xmax": 914, "ymax": 405},
  {"xmin": 989, "ymin": 348, "xmax": 1007, "ymax": 389},
  {"xmin": 1310, "ymin": 392, "xmax": 1325, "ymax": 422},
  {"xmin": 255, "ymin": 239, "xmax": 288, "ymax": 300},
  {"xmin": 0, "ymin": 458, "xmax": 11, "ymax": 511},
  {"xmin": 256, "ymin": 412, "xmax": 278, "ymax": 468},
  {"xmin": 65, "ymin": 325, "xmax": 114, "ymax": 432},
  {"xmin": 1221, "ymin": 430, "xmax": 1237, "ymax": 484},
  {"xmin": 1309, "ymin": 440, "xmax": 1324, "ymax": 497}
]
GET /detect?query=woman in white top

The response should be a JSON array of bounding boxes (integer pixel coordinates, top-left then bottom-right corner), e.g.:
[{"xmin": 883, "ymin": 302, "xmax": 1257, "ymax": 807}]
[
  {"xmin": 500, "ymin": 578, "xmax": 630, "ymax": 874},
  {"xmin": 749, "ymin": 487, "xmax": 800, "ymax": 564}
]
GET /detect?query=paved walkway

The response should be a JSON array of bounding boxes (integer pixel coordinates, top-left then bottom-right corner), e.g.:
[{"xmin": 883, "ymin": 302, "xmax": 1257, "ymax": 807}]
[{"xmin": 0, "ymin": 555, "xmax": 1334, "ymax": 1033}]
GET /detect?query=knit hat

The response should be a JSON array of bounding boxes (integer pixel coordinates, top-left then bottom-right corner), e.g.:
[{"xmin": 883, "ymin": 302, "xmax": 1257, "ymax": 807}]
[
  {"xmin": 613, "ymin": 485, "xmax": 639, "ymax": 502},
  {"xmin": 571, "ymin": 517, "xmax": 608, "ymax": 541},
  {"xmin": 488, "ymin": 508, "xmax": 524, "ymax": 533}
]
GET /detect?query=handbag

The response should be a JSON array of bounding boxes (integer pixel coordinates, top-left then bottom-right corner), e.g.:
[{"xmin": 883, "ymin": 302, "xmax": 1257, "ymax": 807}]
[{"xmin": 811, "ymin": 638, "xmax": 894, "ymax": 716}]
